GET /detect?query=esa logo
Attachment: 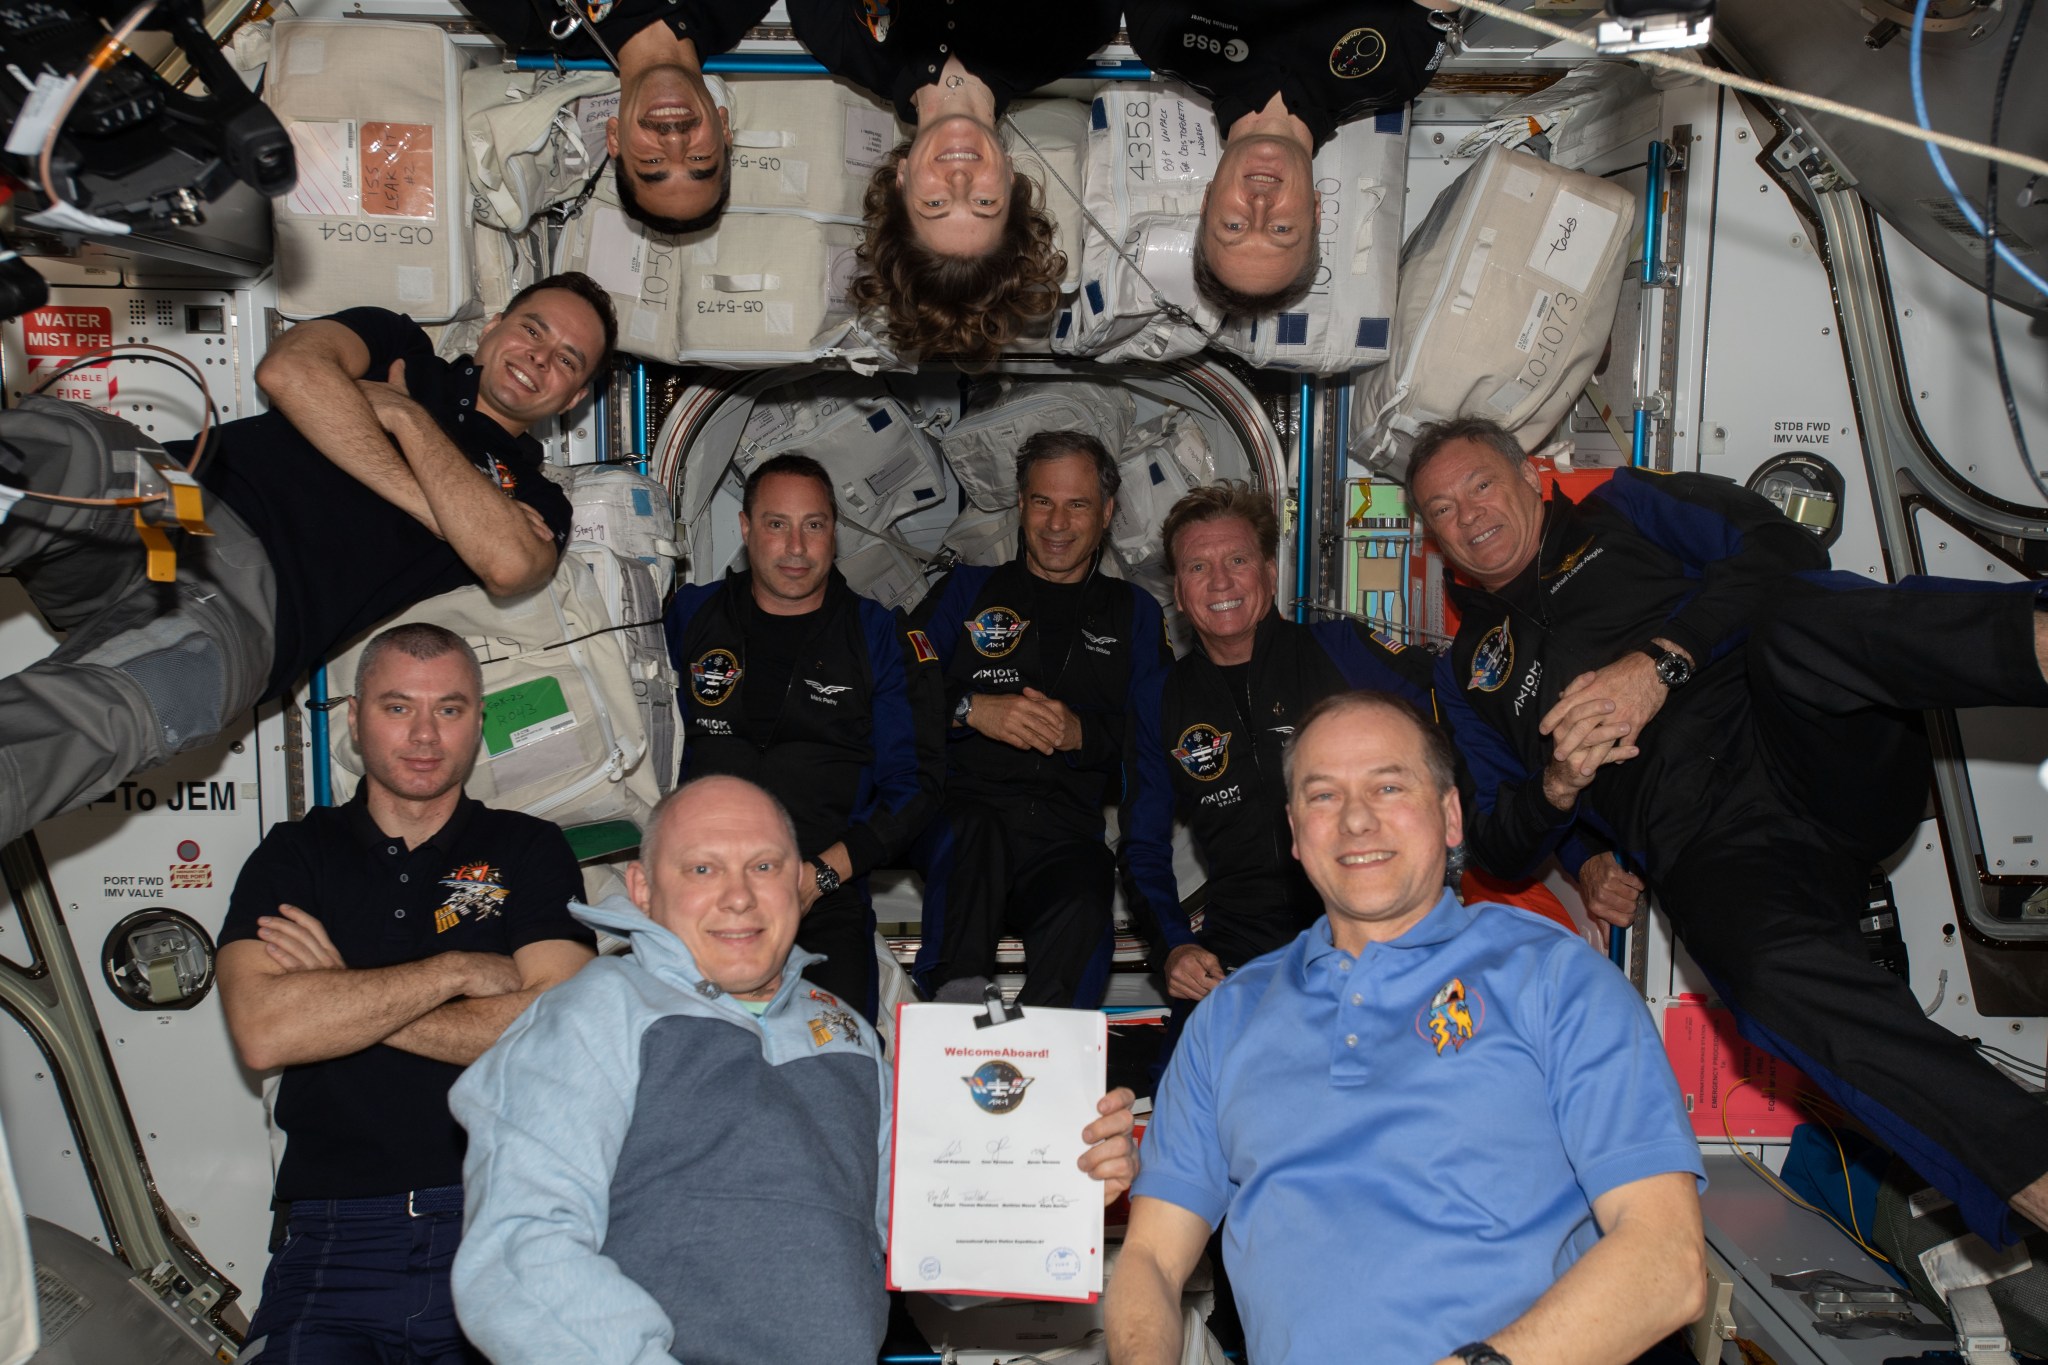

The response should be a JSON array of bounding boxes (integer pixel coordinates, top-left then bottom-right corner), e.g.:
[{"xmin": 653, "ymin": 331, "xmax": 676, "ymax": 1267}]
[
  {"xmin": 1172, "ymin": 723, "xmax": 1232, "ymax": 781},
  {"xmin": 1182, "ymin": 31, "xmax": 1248, "ymax": 61},
  {"xmin": 966, "ymin": 606, "xmax": 1030, "ymax": 658}
]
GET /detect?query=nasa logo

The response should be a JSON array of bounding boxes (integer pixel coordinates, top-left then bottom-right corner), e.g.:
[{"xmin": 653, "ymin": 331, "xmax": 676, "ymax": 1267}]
[
  {"xmin": 1329, "ymin": 26, "xmax": 1388, "ymax": 78},
  {"xmin": 1468, "ymin": 621, "xmax": 1512, "ymax": 693},
  {"xmin": 966, "ymin": 606, "xmax": 1030, "ymax": 658},
  {"xmin": 1172, "ymin": 723, "xmax": 1232, "ymax": 781},
  {"xmin": 690, "ymin": 649, "xmax": 744, "ymax": 706},
  {"xmin": 964, "ymin": 1059, "xmax": 1035, "ymax": 1115}
]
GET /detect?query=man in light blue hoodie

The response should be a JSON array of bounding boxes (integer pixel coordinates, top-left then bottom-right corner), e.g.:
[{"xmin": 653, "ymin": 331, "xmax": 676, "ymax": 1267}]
[{"xmin": 450, "ymin": 774, "xmax": 1136, "ymax": 1364}]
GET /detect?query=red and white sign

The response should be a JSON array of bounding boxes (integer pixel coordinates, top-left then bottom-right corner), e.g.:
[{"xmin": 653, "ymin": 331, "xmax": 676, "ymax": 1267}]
[
  {"xmin": 20, "ymin": 305, "xmax": 116, "ymax": 407},
  {"xmin": 1663, "ymin": 995, "xmax": 1826, "ymax": 1140},
  {"xmin": 168, "ymin": 863, "xmax": 212, "ymax": 889}
]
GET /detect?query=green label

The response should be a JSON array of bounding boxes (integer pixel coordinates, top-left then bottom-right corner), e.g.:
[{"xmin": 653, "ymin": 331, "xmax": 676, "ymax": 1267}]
[{"xmin": 482, "ymin": 676, "xmax": 576, "ymax": 758}]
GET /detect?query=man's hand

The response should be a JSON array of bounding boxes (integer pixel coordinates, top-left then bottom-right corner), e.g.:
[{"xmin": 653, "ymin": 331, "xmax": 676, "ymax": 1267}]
[
  {"xmin": 1539, "ymin": 645, "xmax": 1686, "ymax": 767},
  {"xmin": 968, "ymin": 691, "xmax": 1072, "ymax": 754},
  {"xmin": 448, "ymin": 951, "xmax": 525, "ymax": 999},
  {"xmin": 1575, "ymin": 852, "xmax": 1646, "ymax": 936},
  {"xmin": 1022, "ymin": 687, "xmax": 1084, "ymax": 752},
  {"xmin": 258, "ymin": 904, "xmax": 347, "ymax": 972},
  {"xmin": 1078, "ymin": 1087, "xmax": 1139, "ymax": 1206},
  {"xmin": 355, "ymin": 358, "xmax": 429, "ymax": 434},
  {"xmin": 1164, "ymin": 944, "xmax": 1227, "ymax": 1002},
  {"xmin": 1537, "ymin": 671, "xmax": 1640, "ymax": 811}
]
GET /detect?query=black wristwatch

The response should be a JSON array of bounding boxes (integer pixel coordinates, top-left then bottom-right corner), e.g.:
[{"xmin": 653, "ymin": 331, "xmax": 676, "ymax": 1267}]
[
  {"xmin": 1638, "ymin": 640, "xmax": 1694, "ymax": 689},
  {"xmin": 1451, "ymin": 1344, "xmax": 1512, "ymax": 1365},
  {"xmin": 808, "ymin": 858, "xmax": 841, "ymax": 896},
  {"xmin": 952, "ymin": 694, "xmax": 975, "ymax": 728}
]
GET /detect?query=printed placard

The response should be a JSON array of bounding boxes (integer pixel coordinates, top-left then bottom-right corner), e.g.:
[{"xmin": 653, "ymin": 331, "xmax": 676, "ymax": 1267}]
[
  {"xmin": 483, "ymin": 677, "xmax": 578, "ymax": 758},
  {"xmin": 285, "ymin": 120, "xmax": 360, "ymax": 217}
]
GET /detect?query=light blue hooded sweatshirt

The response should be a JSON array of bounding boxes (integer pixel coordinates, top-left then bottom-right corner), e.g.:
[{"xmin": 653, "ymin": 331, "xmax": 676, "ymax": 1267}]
[{"xmin": 449, "ymin": 894, "xmax": 891, "ymax": 1365}]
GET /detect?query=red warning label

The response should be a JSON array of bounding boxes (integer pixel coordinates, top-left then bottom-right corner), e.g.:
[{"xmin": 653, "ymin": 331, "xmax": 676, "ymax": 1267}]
[
  {"xmin": 168, "ymin": 863, "xmax": 212, "ymax": 889},
  {"xmin": 21, "ymin": 305, "xmax": 116, "ymax": 406}
]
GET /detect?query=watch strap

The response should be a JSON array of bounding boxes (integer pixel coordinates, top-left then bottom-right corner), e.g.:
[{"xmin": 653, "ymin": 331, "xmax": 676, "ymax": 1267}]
[{"xmin": 1452, "ymin": 1344, "xmax": 1512, "ymax": 1365}]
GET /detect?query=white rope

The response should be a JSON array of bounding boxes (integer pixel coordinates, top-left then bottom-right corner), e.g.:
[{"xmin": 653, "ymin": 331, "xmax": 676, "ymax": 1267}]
[{"xmin": 1451, "ymin": 0, "xmax": 2048, "ymax": 181}]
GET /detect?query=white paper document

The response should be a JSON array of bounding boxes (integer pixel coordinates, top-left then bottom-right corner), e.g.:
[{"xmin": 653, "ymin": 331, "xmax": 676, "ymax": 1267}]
[{"xmin": 887, "ymin": 1002, "xmax": 1108, "ymax": 1301}]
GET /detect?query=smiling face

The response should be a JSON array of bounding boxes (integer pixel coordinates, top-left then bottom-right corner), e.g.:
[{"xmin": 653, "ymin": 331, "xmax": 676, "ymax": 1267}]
[
  {"xmin": 1019, "ymin": 450, "xmax": 1112, "ymax": 584},
  {"xmin": 1411, "ymin": 438, "xmax": 1547, "ymax": 591},
  {"xmin": 741, "ymin": 470, "xmax": 836, "ymax": 615},
  {"xmin": 607, "ymin": 64, "xmax": 731, "ymax": 225},
  {"xmin": 469, "ymin": 288, "xmax": 608, "ymax": 433},
  {"xmin": 348, "ymin": 648, "xmax": 483, "ymax": 806},
  {"xmin": 627, "ymin": 777, "xmax": 802, "ymax": 1000},
  {"xmin": 1287, "ymin": 700, "xmax": 1462, "ymax": 953},
  {"xmin": 1200, "ymin": 133, "xmax": 1319, "ymax": 299},
  {"xmin": 1172, "ymin": 515, "xmax": 1278, "ymax": 664},
  {"xmin": 897, "ymin": 113, "xmax": 1013, "ymax": 258}
]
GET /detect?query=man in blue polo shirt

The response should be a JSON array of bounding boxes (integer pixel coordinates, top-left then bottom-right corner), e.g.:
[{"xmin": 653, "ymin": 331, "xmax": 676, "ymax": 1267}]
[{"xmin": 1105, "ymin": 690, "xmax": 1706, "ymax": 1365}]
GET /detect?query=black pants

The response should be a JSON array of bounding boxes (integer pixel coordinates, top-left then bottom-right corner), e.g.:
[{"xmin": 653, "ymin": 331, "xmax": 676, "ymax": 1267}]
[
  {"xmin": 1656, "ymin": 573, "xmax": 2048, "ymax": 1244},
  {"xmin": 794, "ymin": 882, "xmax": 878, "ymax": 1024},
  {"xmin": 912, "ymin": 799, "xmax": 1116, "ymax": 1007}
]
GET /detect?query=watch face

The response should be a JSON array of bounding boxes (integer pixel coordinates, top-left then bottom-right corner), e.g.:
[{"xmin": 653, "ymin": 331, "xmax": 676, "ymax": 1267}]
[{"xmin": 1658, "ymin": 654, "xmax": 1693, "ymax": 686}]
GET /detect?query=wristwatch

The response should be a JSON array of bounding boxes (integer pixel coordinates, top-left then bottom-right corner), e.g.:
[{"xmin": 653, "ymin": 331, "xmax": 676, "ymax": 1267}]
[
  {"xmin": 1638, "ymin": 639, "xmax": 1694, "ymax": 689},
  {"xmin": 1451, "ymin": 1344, "xmax": 1512, "ymax": 1365},
  {"xmin": 808, "ymin": 858, "xmax": 841, "ymax": 896},
  {"xmin": 952, "ymin": 693, "xmax": 975, "ymax": 727}
]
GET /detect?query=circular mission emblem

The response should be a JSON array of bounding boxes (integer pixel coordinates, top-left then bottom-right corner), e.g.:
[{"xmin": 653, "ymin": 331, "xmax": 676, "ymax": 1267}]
[
  {"xmin": 963, "ymin": 1060, "xmax": 1035, "ymax": 1115},
  {"xmin": 1329, "ymin": 26, "xmax": 1388, "ymax": 78},
  {"xmin": 1172, "ymin": 723, "xmax": 1232, "ymax": 781},
  {"xmin": 965, "ymin": 606, "xmax": 1029, "ymax": 658},
  {"xmin": 690, "ymin": 648, "xmax": 744, "ymax": 706}
]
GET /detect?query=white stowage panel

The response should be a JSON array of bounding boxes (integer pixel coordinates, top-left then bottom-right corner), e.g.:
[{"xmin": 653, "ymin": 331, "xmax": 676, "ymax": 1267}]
[
  {"xmin": 552, "ymin": 179, "xmax": 692, "ymax": 362},
  {"xmin": 1004, "ymin": 98, "xmax": 1092, "ymax": 297},
  {"xmin": 1352, "ymin": 145, "xmax": 1637, "ymax": 474},
  {"xmin": 326, "ymin": 550, "xmax": 677, "ymax": 831},
  {"xmin": 725, "ymin": 77, "xmax": 906, "ymax": 223},
  {"xmin": 732, "ymin": 376, "xmax": 949, "ymax": 538},
  {"xmin": 266, "ymin": 20, "xmax": 473, "ymax": 322},
  {"xmin": 673, "ymin": 214, "xmax": 874, "ymax": 366}
]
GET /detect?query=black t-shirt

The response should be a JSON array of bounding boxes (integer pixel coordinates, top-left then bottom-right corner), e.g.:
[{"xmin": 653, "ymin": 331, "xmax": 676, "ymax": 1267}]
[
  {"xmin": 1030, "ymin": 577, "xmax": 1089, "ymax": 684},
  {"xmin": 1126, "ymin": 0, "xmax": 1451, "ymax": 148},
  {"xmin": 787, "ymin": 0, "xmax": 1122, "ymax": 122},
  {"xmin": 218, "ymin": 794, "xmax": 592, "ymax": 1200},
  {"xmin": 741, "ymin": 602, "xmax": 826, "ymax": 745},
  {"xmin": 455, "ymin": 0, "xmax": 769, "ymax": 62},
  {"xmin": 180, "ymin": 309, "xmax": 572, "ymax": 702}
]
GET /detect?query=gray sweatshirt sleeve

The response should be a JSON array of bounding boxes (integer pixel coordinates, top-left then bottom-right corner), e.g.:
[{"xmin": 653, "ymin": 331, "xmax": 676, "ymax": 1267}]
[{"xmin": 450, "ymin": 969, "xmax": 682, "ymax": 1365}]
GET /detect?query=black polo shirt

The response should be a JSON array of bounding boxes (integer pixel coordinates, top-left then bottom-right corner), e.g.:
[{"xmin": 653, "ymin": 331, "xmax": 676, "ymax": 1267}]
[
  {"xmin": 1126, "ymin": 0, "xmax": 1450, "ymax": 149},
  {"xmin": 179, "ymin": 308, "xmax": 572, "ymax": 702},
  {"xmin": 219, "ymin": 793, "xmax": 591, "ymax": 1200},
  {"xmin": 787, "ymin": 0, "xmax": 1122, "ymax": 122}
]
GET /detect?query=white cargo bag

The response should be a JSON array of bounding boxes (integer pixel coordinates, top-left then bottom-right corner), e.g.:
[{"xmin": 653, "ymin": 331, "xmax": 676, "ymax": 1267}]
[
  {"xmin": 938, "ymin": 379, "xmax": 1135, "ymax": 511},
  {"xmin": 940, "ymin": 504, "xmax": 1018, "ymax": 567},
  {"xmin": 1109, "ymin": 409, "xmax": 1208, "ymax": 572},
  {"xmin": 437, "ymin": 221, "xmax": 546, "ymax": 359},
  {"xmin": 734, "ymin": 377, "xmax": 948, "ymax": 532},
  {"xmin": 328, "ymin": 548, "xmax": 674, "ymax": 830},
  {"xmin": 1353, "ymin": 146, "xmax": 1637, "ymax": 473},
  {"xmin": 1005, "ymin": 97, "xmax": 1091, "ymax": 295},
  {"xmin": 1210, "ymin": 109, "xmax": 1408, "ymax": 373},
  {"xmin": 1054, "ymin": 88, "xmax": 1219, "ymax": 364},
  {"xmin": 678, "ymin": 215, "xmax": 883, "ymax": 367},
  {"xmin": 561, "ymin": 465, "xmax": 681, "ymax": 597},
  {"xmin": 552, "ymin": 179, "xmax": 693, "ymax": 363},
  {"xmin": 726, "ymin": 77, "xmax": 905, "ymax": 222},
  {"xmin": 462, "ymin": 66, "xmax": 615, "ymax": 233},
  {"xmin": 268, "ymin": 20, "xmax": 472, "ymax": 322}
]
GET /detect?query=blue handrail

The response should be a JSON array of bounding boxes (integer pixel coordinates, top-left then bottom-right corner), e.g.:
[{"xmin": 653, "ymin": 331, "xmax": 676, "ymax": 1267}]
[
  {"xmin": 308, "ymin": 665, "xmax": 333, "ymax": 808},
  {"xmin": 1630, "ymin": 139, "xmax": 1667, "ymax": 469},
  {"xmin": 1294, "ymin": 379, "xmax": 1316, "ymax": 622},
  {"xmin": 513, "ymin": 53, "xmax": 1156, "ymax": 77}
]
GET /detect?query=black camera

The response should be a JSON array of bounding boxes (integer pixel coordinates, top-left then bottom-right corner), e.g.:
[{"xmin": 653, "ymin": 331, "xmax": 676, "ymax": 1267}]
[{"xmin": 0, "ymin": 0, "xmax": 295, "ymax": 230}]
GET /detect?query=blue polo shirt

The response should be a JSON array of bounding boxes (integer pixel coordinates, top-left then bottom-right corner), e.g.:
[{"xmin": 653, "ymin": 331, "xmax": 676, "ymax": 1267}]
[{"xmin": 1134, "ymin": 891, "xmax": 1704, "ymax": 1365}]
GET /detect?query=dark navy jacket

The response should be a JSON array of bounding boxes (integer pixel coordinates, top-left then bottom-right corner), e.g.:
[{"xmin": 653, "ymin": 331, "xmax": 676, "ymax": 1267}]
[
  {"xmin": 666, "ymin": 570, "xmax": 944, "ymax": 878},
  {"xmin": 912, "ymin": 556, "xmax": 1180, "ymax": 936},
  {"xmin": 1438, "ymin": 468, "xmax": 1826, "ymax": 880},
  {"xmin": 1158, "ymin": 610, "xmax": 1436, "ymax": 963}
]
